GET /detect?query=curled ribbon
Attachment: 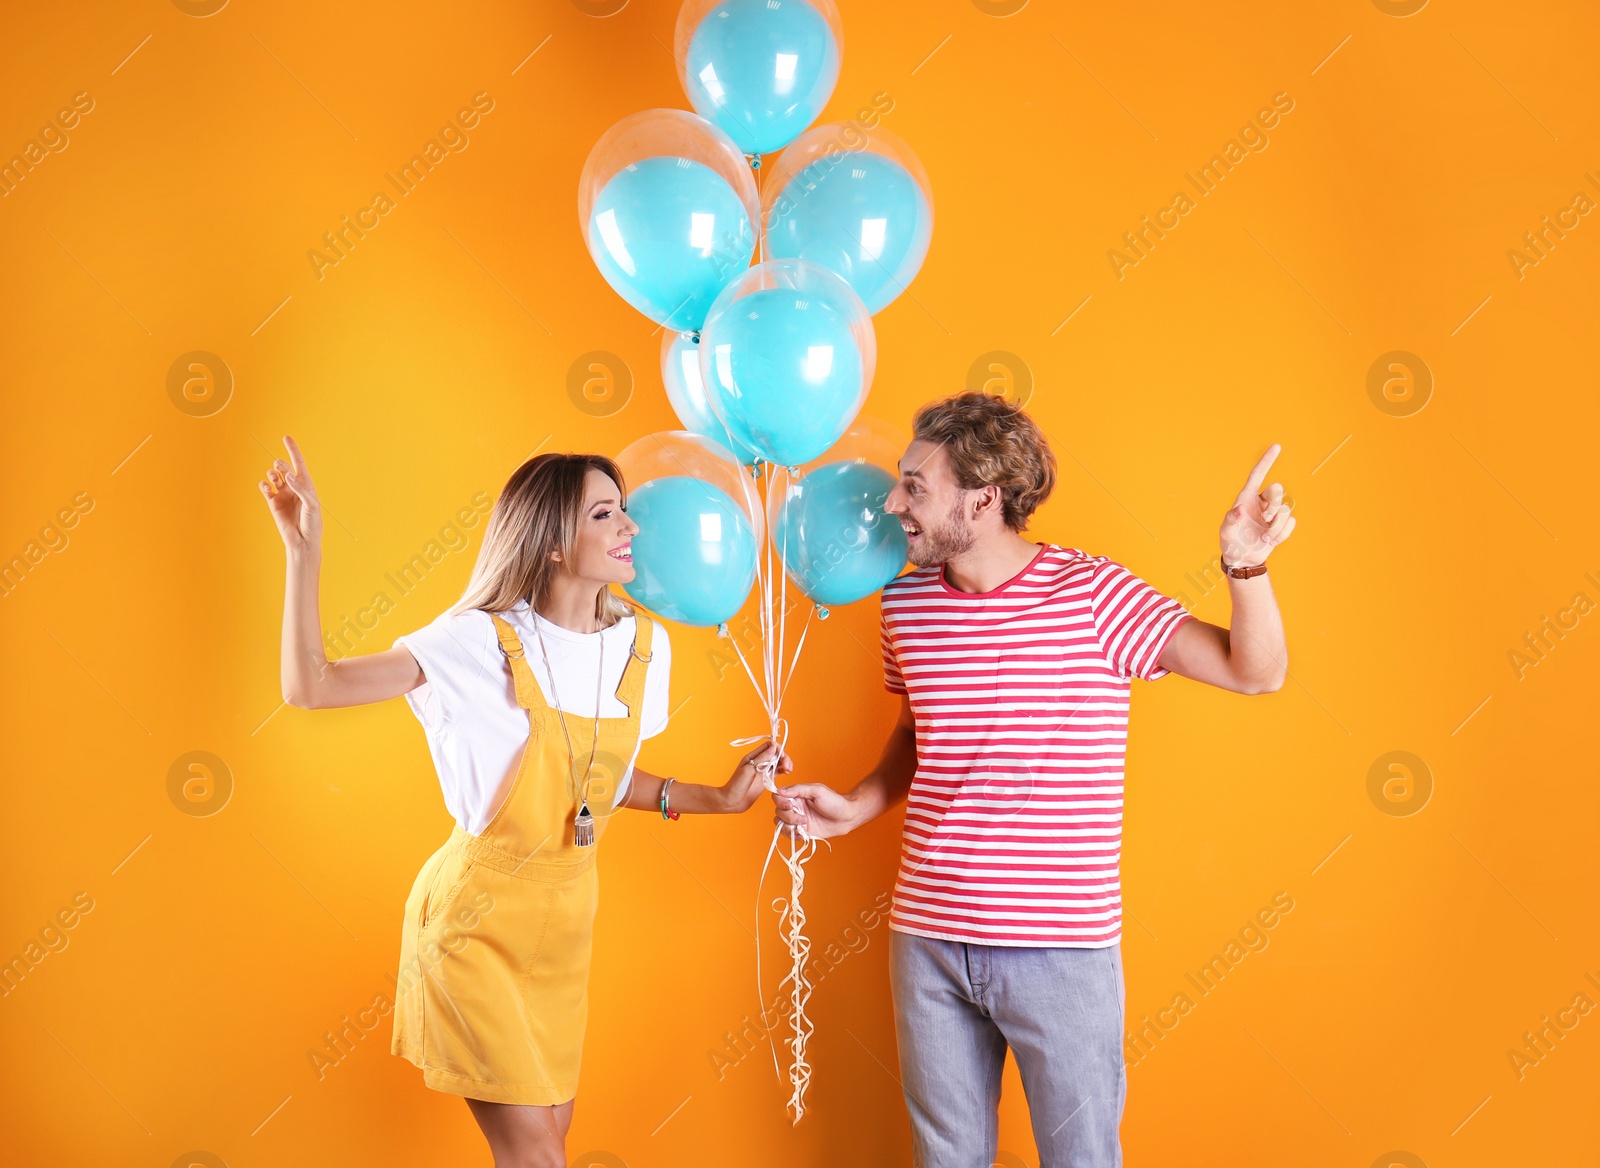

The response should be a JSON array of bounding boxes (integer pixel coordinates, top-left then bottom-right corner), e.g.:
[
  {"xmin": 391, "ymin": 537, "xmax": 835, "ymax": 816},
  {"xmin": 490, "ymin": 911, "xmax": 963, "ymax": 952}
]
[
  {"xmin": 718, "ymin": 459, "xmax": 827, "ymax": 1124},
  {"xmin": 749, "ymin": 789, "xmax": 826, "ymax": 1124},
  {"xmin": 730, "ymin": 719, "xmax": 800, "ymax": 1096},
  {"xmin": 732, "ymin": 717, "xmax": 831, "ymax": 1125}
]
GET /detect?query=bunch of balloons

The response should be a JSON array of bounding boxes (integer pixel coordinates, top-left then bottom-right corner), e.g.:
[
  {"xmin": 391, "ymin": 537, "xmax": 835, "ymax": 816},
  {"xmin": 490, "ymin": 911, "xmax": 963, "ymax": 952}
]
[
  {"xmin": 577, "ymin": 0, "xmax": 935, "ymax": 1126},
  {"xmin": 579, "ymin": 0, "xmax": 935, "ymax": 628}
]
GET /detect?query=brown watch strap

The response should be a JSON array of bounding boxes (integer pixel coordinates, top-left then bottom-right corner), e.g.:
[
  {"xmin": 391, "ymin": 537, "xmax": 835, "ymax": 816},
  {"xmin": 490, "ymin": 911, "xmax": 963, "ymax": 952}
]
[{"xmin": 1220, "ymin": 552, "xmax": 1268, "ymax": 579}]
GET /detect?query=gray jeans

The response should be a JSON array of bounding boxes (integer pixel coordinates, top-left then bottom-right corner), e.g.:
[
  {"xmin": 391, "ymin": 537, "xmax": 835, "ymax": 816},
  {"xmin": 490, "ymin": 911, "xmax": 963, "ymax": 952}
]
[{"xmin": 889, "ymin": 930, "xmax": 1126, "ymax": 1168}]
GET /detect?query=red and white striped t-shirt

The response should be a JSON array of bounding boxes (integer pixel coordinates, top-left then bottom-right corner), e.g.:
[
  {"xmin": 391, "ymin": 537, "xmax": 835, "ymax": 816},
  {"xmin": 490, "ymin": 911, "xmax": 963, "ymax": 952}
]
[{"xmin": 880, "ymin": 542, "xmax": 1193, "ymax": 947}]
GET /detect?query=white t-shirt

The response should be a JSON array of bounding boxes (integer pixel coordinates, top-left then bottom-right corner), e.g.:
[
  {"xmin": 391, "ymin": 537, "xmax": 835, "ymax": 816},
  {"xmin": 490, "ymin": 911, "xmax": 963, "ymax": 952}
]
[{"xmin": 393, "ymin": 600, "xmax": 672, "ymax": 835}]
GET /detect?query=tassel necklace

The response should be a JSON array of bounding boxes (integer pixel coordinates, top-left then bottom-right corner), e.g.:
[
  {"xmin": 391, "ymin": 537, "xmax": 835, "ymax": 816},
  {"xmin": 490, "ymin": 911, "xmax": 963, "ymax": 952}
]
[{"xmin": 532, "ymin": 610, "xmax": 604, "ymax": 848}]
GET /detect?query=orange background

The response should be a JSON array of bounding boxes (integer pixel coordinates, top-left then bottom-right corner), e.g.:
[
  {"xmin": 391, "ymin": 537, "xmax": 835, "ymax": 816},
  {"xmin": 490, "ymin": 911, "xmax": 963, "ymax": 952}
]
[{"xmin": 2, "ymin": 0, "xmax": 1596, "ymax": 1165}]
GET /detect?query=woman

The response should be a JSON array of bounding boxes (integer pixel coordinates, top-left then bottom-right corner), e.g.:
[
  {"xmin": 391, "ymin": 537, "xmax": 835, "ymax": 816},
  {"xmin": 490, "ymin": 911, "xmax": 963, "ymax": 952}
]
[{"xmin": 259, "ymin": 436, "xmax": 788, "ymax": 1166}]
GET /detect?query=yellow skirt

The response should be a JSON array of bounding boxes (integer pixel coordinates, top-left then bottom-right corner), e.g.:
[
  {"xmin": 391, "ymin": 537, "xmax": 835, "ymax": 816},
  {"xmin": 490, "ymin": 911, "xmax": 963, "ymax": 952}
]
[
  {"xmin": 390, "ymin": 825, "xmax": 600, "ymax": 1105},
  {"xmin": 391, "ymin": 606, "xmax": 654, "ymax": 1105}
]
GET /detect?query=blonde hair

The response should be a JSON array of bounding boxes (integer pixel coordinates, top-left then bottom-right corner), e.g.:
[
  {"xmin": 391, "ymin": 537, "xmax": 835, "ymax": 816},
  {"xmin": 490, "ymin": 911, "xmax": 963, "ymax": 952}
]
[
  {"xmin": 449, "ymin": 452, "xmax": 635, "ymax": 627},
  {"xmin": 911, "ymin": 391, "xmax": 1057, "ymax": 532}
]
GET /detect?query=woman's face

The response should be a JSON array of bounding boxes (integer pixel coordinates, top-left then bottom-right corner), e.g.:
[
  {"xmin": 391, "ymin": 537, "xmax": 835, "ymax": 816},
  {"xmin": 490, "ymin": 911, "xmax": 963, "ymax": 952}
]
[{"xmin": 562, "ymin": 468, "xmax": 639, "ymax": 584}]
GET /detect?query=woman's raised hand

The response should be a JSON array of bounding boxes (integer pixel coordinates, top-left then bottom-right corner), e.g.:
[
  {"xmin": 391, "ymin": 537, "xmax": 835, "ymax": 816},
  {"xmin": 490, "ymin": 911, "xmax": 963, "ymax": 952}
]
[{"xmin": 259, "ymin": 435, "xmax": 322, "ymax": 557}]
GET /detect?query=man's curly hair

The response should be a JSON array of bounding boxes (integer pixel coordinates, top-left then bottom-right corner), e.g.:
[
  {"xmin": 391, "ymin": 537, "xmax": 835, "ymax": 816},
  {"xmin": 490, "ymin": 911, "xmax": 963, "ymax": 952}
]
[{"xmin": 911, "ymin": 391, "xmax": 1057, "ymax": 532}]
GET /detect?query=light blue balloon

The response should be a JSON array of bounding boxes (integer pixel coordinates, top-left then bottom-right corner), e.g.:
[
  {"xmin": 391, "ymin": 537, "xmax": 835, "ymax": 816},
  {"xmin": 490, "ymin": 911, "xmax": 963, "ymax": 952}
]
[
  {"xmin": 702, "ymin": 285, "xmax": 866, "ymax": 467},
  {"xmin": 621, "ymin": 475, "xmax": 757, "ymax": 626},
  {"xmin": 683, "ymin": 0, "xmax": 840, "ymax": 155},
  {"xmin": 661, "ymin": 331, "xmax": 763, "ymax": 466},
  {"xmin": 587, "ymin": 156, "xmax": 754, "ymax": 332},
  {"xmin": 766, "ymin": 151, "xmax": 932, "ymax": 314},
  {"xmin": 773, "ymin": 462, "xmax": 907, "ymax": 606}
]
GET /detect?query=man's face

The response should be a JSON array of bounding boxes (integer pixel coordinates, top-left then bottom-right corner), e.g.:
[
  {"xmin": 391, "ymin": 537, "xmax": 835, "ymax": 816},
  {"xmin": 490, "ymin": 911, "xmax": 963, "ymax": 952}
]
[{"xmin": 884, "ymin": 438, "xmax": 975, "ymax": 568}]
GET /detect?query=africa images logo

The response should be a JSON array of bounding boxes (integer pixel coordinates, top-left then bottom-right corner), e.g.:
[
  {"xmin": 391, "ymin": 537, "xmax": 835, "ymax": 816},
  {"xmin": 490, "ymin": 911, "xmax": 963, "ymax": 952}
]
[
  {"xmin": 567, "ymin": 351, "xmax": 633, "ymax": 417},
  {"xmin": 1367, "ymin": 751, "xmax": 1432, "ymax": 818},
  {"xmin": 168, "ymin": 751, "xmax": 234, "ymax": 817},
  {"xmin": 1366, "ymin": 351, "xmax": 1431, "ymax": 418},
  {"xmin": 966, "ymin": 351, "xmax": 1033, "ymax": 408},
  {"xmin": 167, "ymin": 351, "xmax": 233, "ymax": 418}
]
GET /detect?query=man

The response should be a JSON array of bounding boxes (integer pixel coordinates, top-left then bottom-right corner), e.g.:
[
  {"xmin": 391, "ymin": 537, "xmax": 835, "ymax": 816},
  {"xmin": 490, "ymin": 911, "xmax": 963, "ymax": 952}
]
[{"xmin": 774, "ymin": 391, "xmax": 1295, "ymax": 1167}]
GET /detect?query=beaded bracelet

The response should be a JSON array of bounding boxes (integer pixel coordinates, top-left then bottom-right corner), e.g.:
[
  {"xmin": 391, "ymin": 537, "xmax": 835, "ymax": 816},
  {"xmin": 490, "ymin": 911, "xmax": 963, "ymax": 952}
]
[{"xmin": 660, "ymin": 777, "xmax": 680, "ymax": 821}]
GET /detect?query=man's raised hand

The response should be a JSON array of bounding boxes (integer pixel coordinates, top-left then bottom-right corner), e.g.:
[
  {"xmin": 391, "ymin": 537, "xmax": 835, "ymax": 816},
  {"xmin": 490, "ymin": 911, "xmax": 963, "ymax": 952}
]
[{"xmin": 1219, "ymin": 443, "xmax": 1295, "ymax": 566}]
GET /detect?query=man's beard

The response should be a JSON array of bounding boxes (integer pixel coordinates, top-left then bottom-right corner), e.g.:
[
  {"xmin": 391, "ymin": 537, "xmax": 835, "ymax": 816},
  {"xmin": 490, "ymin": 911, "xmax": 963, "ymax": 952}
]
[{"xmin": 906, "ymin": 497, "xmax": 974, "ymax": 567}]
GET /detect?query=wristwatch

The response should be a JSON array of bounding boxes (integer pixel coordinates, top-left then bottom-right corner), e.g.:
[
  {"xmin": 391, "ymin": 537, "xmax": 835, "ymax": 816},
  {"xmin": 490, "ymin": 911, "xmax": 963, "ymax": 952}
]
[{"xmin": 1219, "ymin": 550, "xmax": 1268, "ymax": 580}]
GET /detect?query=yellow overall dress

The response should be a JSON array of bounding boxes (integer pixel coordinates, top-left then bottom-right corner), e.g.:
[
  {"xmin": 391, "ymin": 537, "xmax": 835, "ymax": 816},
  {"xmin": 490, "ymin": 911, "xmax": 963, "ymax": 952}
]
[{"xmin": 391, "ymin": 608, "xmax": 654, "ymax": 1105}]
